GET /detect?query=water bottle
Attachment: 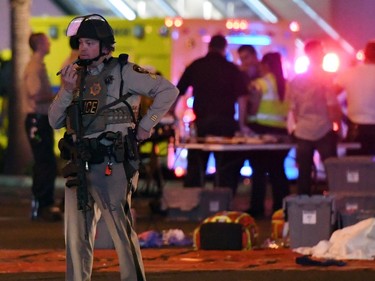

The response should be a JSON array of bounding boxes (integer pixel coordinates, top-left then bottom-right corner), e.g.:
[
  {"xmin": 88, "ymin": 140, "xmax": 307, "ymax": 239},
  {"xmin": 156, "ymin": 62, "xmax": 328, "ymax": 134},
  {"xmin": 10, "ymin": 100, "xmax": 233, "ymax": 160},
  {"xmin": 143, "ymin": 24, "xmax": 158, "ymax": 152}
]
[{"xmin": 189, "ymin": 122, "xmax": 197, "ymax": 142}]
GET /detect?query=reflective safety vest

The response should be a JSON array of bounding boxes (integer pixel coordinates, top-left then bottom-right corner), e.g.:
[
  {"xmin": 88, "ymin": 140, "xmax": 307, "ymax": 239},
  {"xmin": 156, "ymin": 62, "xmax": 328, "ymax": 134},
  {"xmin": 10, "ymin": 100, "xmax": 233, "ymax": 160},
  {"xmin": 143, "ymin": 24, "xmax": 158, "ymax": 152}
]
[{"xmin": 248, "ymin": 73, "xmax": 288, "ymax": 128}]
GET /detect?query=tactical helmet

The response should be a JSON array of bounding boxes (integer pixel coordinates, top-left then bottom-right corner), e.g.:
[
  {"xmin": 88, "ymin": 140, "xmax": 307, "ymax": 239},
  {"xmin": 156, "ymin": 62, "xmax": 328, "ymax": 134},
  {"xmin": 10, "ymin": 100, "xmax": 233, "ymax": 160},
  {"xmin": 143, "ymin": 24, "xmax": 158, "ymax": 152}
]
[{"xmin": 67, "ymin": 14, "xmax": 115, "ymax": 46}]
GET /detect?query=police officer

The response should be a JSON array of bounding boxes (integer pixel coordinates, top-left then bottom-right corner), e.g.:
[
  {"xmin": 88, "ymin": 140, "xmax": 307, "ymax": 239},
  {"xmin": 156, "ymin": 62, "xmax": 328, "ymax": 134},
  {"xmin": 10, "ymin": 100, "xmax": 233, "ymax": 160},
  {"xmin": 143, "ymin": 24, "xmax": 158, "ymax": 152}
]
[{"xmin": 48, "ymin": 14, "xmax": 178, "ymax": 281}]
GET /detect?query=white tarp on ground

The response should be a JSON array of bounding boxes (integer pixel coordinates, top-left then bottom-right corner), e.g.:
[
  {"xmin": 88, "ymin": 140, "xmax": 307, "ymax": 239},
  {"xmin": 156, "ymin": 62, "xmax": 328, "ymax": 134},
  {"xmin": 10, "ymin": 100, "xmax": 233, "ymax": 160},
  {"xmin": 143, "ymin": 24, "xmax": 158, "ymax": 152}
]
[{"xmin": 294, "ymin": 218, "xmax": 375, "ymax": 260}]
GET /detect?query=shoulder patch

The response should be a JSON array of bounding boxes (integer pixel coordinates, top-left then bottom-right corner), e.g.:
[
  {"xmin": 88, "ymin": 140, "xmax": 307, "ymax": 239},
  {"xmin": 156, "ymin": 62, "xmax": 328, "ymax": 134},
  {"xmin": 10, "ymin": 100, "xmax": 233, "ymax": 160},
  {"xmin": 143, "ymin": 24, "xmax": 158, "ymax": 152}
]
[
  {"xmin": 133, "ymin": 64, "xmax": 157, "ymax": 79},
  {"xmin": 133, "ymin": 64, "xmax": 150, "ymax": 74}
]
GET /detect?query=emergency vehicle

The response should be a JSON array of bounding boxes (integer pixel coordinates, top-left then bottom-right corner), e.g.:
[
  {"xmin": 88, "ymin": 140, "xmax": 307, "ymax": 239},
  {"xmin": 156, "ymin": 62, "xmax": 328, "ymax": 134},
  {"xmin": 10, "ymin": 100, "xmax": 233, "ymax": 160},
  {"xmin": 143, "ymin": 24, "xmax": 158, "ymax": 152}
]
[
  {"xmin": 2, "ymin": 17, "xmax": 302, "ymax": 179},
  {"xmin": 29, "ymin": 16, "xmax": 299, "ymax": 88}
]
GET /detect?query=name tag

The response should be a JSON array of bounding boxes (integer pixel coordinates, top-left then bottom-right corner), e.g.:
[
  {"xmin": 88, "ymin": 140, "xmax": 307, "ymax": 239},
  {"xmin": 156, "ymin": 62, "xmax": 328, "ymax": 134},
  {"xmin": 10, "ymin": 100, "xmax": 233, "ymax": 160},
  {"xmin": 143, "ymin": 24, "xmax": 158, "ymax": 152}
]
[{"xmin": 83, "ymin": 100, "xmax": 99, "ymax": 114}]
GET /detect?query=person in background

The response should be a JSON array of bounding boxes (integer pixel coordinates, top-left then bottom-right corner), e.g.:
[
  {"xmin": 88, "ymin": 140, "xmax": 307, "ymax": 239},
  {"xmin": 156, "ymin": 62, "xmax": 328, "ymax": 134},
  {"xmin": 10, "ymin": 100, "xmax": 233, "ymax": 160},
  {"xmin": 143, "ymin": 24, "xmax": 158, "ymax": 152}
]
[
  {"xmin": 238, "ymin": 50, "xmax": 290, "ymax": 217},
  {"xmin": 176, "ymin": 34, "xmax": 248, "ymax": 194},
  {"xmin": 335, "ymin": 40, "xmax": 375, "ymax": 155},
  {"xmin": 49, "ymin": 14, "xmax": 178, "ymax": 281},
  {"xmin": 0, "ymin": 51, "xmax": 12, "ymax": 128},
  {"xmin": 237, "ymin": 45, "xmax": 261, "ymax": 134},
  {"xmin": 287, "ymin": 39, "xmax": 342, "ymax": 195},
  {"xmin": 24, "ymin": 32, "xmax": 62, "ymax": 222}
]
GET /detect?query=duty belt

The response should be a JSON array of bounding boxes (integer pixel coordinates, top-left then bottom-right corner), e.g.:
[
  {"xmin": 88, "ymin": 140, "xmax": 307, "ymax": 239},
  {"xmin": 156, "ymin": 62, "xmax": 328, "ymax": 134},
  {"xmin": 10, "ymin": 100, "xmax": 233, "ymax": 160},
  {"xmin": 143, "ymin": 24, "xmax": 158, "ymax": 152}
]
[{"xmin": 59, "ymin": 131, "xmax": 125, "ymax": 165}]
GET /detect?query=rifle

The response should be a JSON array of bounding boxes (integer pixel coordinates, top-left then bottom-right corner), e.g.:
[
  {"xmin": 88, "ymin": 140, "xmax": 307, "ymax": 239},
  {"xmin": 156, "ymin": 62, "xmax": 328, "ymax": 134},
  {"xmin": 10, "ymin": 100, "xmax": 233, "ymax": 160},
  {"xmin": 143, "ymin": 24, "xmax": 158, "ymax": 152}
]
[{"xmin": 63, "ymin": 64, "xmax": 91, "ymax": 240}]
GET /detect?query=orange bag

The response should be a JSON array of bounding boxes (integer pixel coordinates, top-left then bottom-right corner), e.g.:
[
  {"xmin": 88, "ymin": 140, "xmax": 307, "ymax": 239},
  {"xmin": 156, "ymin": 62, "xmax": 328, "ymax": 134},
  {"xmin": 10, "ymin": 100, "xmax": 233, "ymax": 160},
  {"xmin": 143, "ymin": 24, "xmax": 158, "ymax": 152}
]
[{"xmin": 193, "ymin": 211, "xmax": 258, "ymax": 250}]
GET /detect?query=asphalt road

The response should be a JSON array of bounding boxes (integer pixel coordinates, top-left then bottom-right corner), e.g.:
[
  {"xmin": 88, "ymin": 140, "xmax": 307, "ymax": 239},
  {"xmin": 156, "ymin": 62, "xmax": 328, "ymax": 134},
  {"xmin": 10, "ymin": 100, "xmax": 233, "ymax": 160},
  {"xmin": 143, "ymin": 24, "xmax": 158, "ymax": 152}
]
[{"xmin": 1, "ymin": 176, "xmax": 373, "ymax": 281}]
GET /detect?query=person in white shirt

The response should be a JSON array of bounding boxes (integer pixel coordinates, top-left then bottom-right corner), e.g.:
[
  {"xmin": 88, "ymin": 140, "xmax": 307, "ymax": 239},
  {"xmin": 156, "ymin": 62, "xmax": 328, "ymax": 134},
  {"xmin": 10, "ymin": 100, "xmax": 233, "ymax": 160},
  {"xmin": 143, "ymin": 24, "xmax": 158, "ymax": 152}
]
[{"xmin": 335, "ymin": 40, "xmax": 375, "ymax": 155}]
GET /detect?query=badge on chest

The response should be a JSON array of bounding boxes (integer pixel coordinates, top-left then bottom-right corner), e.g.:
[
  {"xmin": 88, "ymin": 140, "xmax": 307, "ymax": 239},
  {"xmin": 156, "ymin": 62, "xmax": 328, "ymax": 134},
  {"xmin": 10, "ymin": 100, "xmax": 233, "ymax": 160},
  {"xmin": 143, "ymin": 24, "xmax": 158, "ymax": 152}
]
[{"xmin": 83, "ymin": 100, "xmax": 99, "ymax": 114}]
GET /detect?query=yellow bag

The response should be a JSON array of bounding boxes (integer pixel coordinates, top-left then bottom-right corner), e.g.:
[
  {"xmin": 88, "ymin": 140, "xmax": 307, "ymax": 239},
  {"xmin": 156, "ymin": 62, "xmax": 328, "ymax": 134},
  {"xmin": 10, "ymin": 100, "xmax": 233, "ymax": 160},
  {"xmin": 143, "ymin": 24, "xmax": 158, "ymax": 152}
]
[{"xmin": 193, "ymin": 211, "xmax": 258, "ymax": 250}]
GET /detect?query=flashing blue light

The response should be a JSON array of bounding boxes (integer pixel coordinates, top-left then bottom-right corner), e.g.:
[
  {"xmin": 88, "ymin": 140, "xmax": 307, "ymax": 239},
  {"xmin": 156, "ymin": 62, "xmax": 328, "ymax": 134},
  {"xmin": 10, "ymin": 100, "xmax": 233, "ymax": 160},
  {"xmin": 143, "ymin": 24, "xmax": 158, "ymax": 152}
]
[
  {"xmin": 226, "ymin": 35, "xmax": 271, "ymax": 46},
  {"xmin": 240, "ymin": 160, "xmax": 253, "ymax": 177},
  {"xmin": 186, "ymin": 96, "xmax": 194, "ymax": 108}
]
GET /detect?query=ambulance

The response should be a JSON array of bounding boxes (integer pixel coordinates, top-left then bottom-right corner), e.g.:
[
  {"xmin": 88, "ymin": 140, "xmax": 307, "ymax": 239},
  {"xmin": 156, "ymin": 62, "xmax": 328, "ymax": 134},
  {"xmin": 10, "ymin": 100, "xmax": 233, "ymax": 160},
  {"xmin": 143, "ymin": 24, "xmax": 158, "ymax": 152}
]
[
  {"xmin": 28, "ymin": 17, "xmax": 300, "ymax": 180},
  {"xmin": 29, "ymin": 16, "xmax": 299, "ymax": 87}
]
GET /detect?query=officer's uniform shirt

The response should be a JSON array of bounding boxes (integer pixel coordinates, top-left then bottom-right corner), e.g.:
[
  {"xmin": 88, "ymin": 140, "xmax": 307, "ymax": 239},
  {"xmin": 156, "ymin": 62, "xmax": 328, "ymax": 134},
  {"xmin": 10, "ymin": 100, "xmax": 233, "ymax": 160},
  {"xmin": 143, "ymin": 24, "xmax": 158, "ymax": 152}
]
[{"xmin": 49, "ymin": 58, "xmax": 179, "ymax": 138}]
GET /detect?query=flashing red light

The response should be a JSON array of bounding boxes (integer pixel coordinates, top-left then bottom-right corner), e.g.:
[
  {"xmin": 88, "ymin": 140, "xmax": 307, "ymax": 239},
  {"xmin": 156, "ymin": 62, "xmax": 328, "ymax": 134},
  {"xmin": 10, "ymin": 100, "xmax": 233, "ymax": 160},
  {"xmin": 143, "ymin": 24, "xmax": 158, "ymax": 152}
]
[
  {"xmin": 174, "ymin": 18, "xmax": 183, "ymax": 27},
  {"xmin": 165, "ymin": 17, "xmax": 173, "ymax": 28},
  {"xmin": 294, "ymin": 55, "xmax": 309, "ymax": 74},
  {"xmin": 182, "ymin": 108, "xmax": 196, "ymax": 123},
  {"xmin": 333, "ymin": 122, "xmax": 339, "ymax": 132},
  {"xmin": 295, "ymin": 52, "xmax": 340, "ymax": 74},
  {"xmin": 323, "ymin": 52, "xmax": 340, "ymax": 73},
  {"xmin": 356, "ymin": 49, "xmax": 365, "ymax": 61},
  {"xmin": 174, "ymin": 166, "xmax": 185, "ymax": 178},
  {"xmin": 289, "ymin": 21, "xmax": 300, "ymax": 32},
  {"xmin": 165, "ymin": 17, "xmax": 183, "ymax": 28}
]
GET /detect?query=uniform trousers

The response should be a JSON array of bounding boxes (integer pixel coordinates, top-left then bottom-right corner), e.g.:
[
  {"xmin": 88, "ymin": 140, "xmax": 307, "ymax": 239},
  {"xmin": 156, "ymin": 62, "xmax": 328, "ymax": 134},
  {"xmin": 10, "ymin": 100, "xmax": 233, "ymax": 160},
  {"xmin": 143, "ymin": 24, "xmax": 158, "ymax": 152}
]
[{"xmin": 64, "ymin": 161, "xmax": 145, "ymax": 281}]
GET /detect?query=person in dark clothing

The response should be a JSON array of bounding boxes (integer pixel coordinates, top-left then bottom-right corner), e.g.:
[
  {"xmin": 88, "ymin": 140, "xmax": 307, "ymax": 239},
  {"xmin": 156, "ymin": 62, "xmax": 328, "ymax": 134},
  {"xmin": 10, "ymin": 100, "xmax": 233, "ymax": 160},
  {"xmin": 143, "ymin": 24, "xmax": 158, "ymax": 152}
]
[
  {"xmin": 24, "ymin": 33, "xmax": 61, "ymax": 222},
  {"xmin": 176, "ymin": 34, "xmax": 248, "ymax": 194},
  {"xmin": 238, "ymin": 49, "xmax": 290, "ymax": 217}
]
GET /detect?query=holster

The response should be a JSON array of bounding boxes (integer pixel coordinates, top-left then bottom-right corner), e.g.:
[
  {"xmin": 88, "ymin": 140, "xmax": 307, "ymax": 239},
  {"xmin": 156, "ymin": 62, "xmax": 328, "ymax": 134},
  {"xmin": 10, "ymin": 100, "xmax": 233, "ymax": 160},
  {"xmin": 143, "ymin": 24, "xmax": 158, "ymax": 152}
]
[
  {"xmin": 123, "ymin": 127, "xmax": 140, "ymax": 179},
  {"xmin": 62, "ymin": 161, "xmax": 78, "ymax": 178},
  {"xmin": 61, "ymin": 161, "xmax": 80, "ymax": 188}
]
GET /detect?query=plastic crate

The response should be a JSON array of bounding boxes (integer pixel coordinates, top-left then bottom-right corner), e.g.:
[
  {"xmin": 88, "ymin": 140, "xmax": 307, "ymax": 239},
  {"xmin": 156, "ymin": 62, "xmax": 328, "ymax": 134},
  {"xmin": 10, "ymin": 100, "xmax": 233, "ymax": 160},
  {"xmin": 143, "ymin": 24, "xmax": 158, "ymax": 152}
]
[
  {"xmin": 335, "ymin": 195, "xmax": 375, "ymax": 212},
  {"xmin": 162, "ymin": 187, "xmax": 232, "ymax": 221},
  {"xmin": 325, "ymin": 156, "xmax": 375, "ymax": 195},
  {"xmin": 284, "ymin": 195, "xmax": 335, "ymax": 248},
  {"xmin": 339, "ymin": 210, "xmax": 375, "ymax": 228},
  {"xmin": 334, "ymin": 195, "xmax": 375, "ymax": 228}
]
